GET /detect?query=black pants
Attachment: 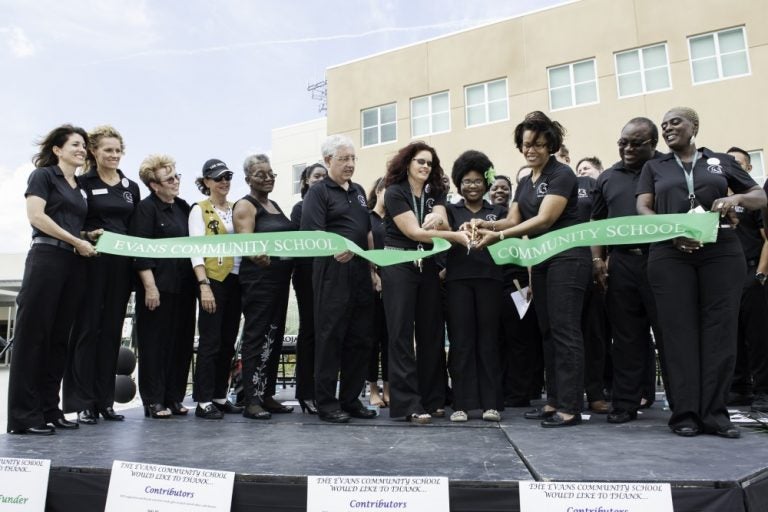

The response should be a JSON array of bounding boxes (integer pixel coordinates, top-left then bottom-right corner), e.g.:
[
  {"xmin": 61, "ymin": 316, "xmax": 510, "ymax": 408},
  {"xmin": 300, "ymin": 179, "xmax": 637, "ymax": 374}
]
[
  {"xmin": 607, "ymin": 250, "xmax": 663, "ymax": 411},
  {"xmin": 367, "ymin": 291, "xmax": 389, "ymax": 383},
  {"xmin": 193, "ymin": 273, "xmax": 241, "ymax": 403},
  {"xmin": 7, "ymin": 245, "xmax": 86, "ymax": 432},
  {"xmin": 381, "ymin": 259, "xmax": 446, "ymax": 418},
  {"xmin": 240, "ymin": 260, "xmax": 292, "ymax": 406},
  {"xmin": 63, "ymin": 253, "xmax": 133, "ymax": 413},
  {"xmin": 531, "ymin": 248, "xmax": 591, "ymax": 415},
  {"xmin": 136, "ymin": 288, "xmax": 196, "ymax": 405},
  {"xmin": 648, "ymin": 234, "xmax": 744, "ymax": 432},
  {"xmin": 292, "ymin": 263, "xmax": 315, "ymax": 400},
  {"xmin": 582, "ymin": 281, "xmax": 608, "ymax": 402},
  {"xmin": 733, "ymin": 263, "xmax": 768, "ymax": 395},
  {"xmin": 312, "ymin": 256, "xmax": 373, "ymax": 413},
  {"xmin": 447, "ymin": 279, "xmax": 501, "ymax": 411},
  {"xmin": 499, "ymin": 275, "xmax": 544, "ymax": 405}
]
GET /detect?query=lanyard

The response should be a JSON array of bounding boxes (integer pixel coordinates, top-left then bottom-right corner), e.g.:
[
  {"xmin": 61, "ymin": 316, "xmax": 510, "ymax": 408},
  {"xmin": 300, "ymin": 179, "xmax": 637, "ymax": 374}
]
[
  {"xmin": 411, "ymin": 189, "xmax": 425, "ymax": 226},
  {"xmin": 673, "ymin": 150, "xmax": 700, "ymax": 210}
]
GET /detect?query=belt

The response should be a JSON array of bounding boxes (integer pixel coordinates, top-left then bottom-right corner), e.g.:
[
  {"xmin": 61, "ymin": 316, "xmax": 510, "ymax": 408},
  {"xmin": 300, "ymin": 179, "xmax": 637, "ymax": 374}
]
[{"xmin": 31, "ymin": 236, "xmax": 75, "ymax": 252}]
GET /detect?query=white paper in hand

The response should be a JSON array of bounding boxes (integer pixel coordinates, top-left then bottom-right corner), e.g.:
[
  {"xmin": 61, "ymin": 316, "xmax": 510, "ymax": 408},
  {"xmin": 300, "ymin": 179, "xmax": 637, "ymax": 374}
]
[{"xmin": 511, "ymin": 286, "xmax": 531, "ymax": 319}]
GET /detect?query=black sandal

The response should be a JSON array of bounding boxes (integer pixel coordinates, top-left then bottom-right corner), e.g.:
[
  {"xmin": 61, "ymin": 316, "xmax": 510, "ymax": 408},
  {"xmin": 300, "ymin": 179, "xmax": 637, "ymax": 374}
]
[{"xmin": 144, "ymin": 403, "xmax": 171, "ymax": 418}]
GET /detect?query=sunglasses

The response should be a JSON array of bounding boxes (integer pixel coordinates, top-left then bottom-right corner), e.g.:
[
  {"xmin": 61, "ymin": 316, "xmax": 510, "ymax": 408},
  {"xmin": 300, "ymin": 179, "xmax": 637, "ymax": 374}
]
[
  {"xmin": 412, "ymin": 158, "xmax": 433, "ymax": 168},
  {"xmin": 210, "ymin": 173, "xmax": 233, "ymax": 182}
]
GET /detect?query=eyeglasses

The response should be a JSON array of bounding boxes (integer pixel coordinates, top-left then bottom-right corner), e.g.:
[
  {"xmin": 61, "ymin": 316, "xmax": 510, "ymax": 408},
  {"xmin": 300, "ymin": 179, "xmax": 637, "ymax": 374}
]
[
  {"xmin": 461, "ymin": 178, "xmax": 485, "ymax": 187},
  {"xmin": 522, "ymin": 141, "xmax": 548, "ymax": 150},
  {"xmin": 412, "ymin": 158, "xmax": 433, "ymax": 168},
  {"xmin": 211, "ymin": 173, "xmax": 233, "ymax": 183},
  {"xmin": 158, "ymin": 173, "xmax": 181, "ymax": 184},
  {"xmin": 617, "ymin": 138, "xmax": 653, "ymax": 149},
  {"xmin": 334, "ymin": 155, "xmax": 358, "ymax": 163},
  {"xmin": 251, "ymin": 171, "xmax": 277, "ymax": 181}
]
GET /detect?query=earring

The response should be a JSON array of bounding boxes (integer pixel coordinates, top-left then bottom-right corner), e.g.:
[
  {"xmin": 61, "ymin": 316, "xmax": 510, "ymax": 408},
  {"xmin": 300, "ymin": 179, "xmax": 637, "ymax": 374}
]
[{"xmin": 689, "ymin": 135, "xmax": 696, "ymax": 146}]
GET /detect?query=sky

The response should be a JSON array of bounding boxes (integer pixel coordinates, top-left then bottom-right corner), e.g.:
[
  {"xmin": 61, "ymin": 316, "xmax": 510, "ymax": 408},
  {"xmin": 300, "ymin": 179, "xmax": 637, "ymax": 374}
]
[{"xmin": 0, "ymin": 0, "xmax": 564, "ymax": 253}]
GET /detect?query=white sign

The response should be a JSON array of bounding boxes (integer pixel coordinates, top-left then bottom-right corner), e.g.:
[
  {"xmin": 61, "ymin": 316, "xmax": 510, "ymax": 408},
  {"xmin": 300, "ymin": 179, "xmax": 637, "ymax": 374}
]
[
  {"xmin": 105, "ymin": 460, "xmax": 234, "ymax": 512},
  {"xmin": 307, "ymin": 475, "xmax": 449, "ymax": 512},
  {"xmin": 511, "ymin": 286, "xmax": 531, "ymax": 319},
  {"xmin": 0, "ymin": 457, "xmax": 51, "ymax": 512},
  {"xmin": 519, "ymin": 481, "xmax": 673, "ymax": 512}
]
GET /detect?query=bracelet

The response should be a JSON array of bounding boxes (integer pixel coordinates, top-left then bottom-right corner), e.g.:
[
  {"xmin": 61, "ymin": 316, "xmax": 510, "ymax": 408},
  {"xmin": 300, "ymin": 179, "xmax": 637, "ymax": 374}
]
[
  {"xmin": 499, "ymin": 231, "xmax": 505, "ymax": 241},
  {"xmin": 592, "ymin": 257, "xmax": 603, "ymax": 262},
  {"xmin": 198, "ymin": 278, "xmax": 211, "ymax": 286},
  {"xmin": 491, "ymin": 220, "xmax": 496, "ymax": 232}
]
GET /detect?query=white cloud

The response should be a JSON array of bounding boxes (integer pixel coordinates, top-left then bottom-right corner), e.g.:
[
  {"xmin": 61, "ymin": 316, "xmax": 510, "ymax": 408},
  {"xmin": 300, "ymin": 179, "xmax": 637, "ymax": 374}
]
[
  {"xmin": 0, "ymin": 162, "xmax": 36, "ymax": 253},
  {"xmin": 0, "ymin": 26, "xmax": 36, "ymax": 58}
]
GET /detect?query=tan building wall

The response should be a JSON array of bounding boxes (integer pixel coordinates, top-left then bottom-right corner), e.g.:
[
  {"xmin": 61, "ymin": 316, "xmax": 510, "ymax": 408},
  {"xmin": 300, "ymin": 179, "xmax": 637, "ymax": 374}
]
[
  {"xmin": 270, "ymin": 117, "xmax": 327, "ymax": 209},
  {"xmin": 326, "ymin": 0, "xmax": 768, "ymax": 193}
]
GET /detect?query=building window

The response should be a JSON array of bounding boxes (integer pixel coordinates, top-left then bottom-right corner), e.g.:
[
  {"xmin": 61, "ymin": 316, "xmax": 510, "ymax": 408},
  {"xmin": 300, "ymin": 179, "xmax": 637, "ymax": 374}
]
[
  {"xmin": 615, "ymin": 44, "xmax": 671, "ymax": 97},
  {"xmin": 292, "ymin": 163, "xmax": 306, "ymax": 195},
  {"xmin": 548, "ymin": 59, "xmax": 599, "ymax": 111},
  {"xmin": 464, "ymin": 78, "xmax": 508, "ymax": 128},
  {"xmin": 749, "ymin": 150, "xmax": 765, "ymax": 178},
  {"xmin": 411, "ymin": 91, "xmax": 450, "ymax": 137},
  {"xmin": 361, "ymin": 103, "xmax": 397, "ymax": 147},
  {"xmin": 689, "ymin": 27, "xmax": 750, "ymax": 84}
]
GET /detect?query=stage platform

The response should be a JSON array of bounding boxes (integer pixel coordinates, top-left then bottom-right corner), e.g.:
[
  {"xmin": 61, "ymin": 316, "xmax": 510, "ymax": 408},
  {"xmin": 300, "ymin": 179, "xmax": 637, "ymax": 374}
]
[{"xmin": 1, "ymin": 393, "xmax": 767, "ymax": 512}]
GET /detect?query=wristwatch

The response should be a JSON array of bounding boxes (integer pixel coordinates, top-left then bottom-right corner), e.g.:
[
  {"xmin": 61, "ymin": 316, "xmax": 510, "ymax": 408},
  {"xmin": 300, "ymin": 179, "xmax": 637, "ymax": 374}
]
[
  {"xmin": 198, "ymin": 278, "xmax": 211, "ymax": 286},
  {"xmin": 755, "ymin": 272, "xmax": 767, "ymax": 285}
]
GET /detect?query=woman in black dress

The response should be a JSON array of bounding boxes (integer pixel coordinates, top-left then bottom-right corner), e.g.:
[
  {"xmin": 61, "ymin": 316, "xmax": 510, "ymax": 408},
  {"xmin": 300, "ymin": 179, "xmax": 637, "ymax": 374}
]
[
  {"xmin": 234, "ymin": 154, "xmax": 294, "ymax": 419},
  {"xmin": 290, "ymin": 163, "xmax": 327, "ymax": 414}
]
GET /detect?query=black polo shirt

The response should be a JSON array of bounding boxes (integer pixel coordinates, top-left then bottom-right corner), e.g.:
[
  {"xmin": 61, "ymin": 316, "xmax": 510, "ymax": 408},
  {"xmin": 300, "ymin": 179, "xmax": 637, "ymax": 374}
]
[
  {"xmin": 576, "ymin": 175, "xmax": 597, "ymax": 223},
  {"xmin": 513, "ymin": 156, "xmax": 579, "ymax": 236},
  {"xmin": 734, "ymin": 208, "xmax": 763, "ymax": 262},
  {"xmin": 78, "ymin": 168, "xmax": 141, "ymax": 234},
  {"xmin": 290, "ymin": 200, "xmax": 303, "ymax": 229},
  {"xmin": 300, "ymin": 176, "xmax": 370, "ymax": 248},
  {"xmin": 25, "ymin": 165, "xmax": 88, "ymax": 240},
  {"xmin": 129, "ymin": 193, "xmax": 195, "ymax": 294},
  {"xmin": 370, "ymin": 211, "xmax": 385, "ymax": 250},
  {"xmin": 592, "ymin": 152, "xmax": 664, "ymax": 220},
  {"xmin": 384, "ymin": 180, "xmax": 446, "ymax": 249},
  {"xmin": 445, "ymin": 200, "xmax": 506, "ymax": 282},
  {"xmin": 637, "ymin": 148, "xmax": 757, "ymax": 214}
]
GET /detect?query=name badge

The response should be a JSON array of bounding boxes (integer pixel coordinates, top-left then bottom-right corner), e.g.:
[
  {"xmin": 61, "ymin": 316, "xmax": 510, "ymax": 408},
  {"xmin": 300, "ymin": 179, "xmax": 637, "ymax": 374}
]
[{"xmin": 92, "ymin": 189, "xmax": 108, "ymax": 195}]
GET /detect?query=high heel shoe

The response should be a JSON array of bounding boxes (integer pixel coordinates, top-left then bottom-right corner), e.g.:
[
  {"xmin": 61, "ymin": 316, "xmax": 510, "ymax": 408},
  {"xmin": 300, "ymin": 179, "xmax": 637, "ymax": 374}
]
[
  {"xmin": 262, "ymin": 397, "xmax": 293, "ymax": 414},
  {"xmin": 167, "ymin": 402, "xmax": 189, "ymax": 416},
  {"xmin": 97, "ymin": 406, "xmax": 125, "ymax": 421},
  {"xmin": 144, "ymin": 404, "xmax": 171, "ymax": 418},
  {"xmin": 299, "ymin": 399, "xmax": 318, "ymax": 415},
  {"xmin": 77, "ymin": 409, "xmax": 98, "ymax": 425}
]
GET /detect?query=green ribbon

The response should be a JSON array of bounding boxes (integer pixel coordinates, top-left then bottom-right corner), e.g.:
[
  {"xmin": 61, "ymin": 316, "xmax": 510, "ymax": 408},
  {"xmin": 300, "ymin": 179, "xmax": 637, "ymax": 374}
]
[
  {"xmin": 95, "ymin": 213, "xmax": 720, "ymax": 268},
  {"xmin": 487, "ymin": 213, "xmax": 720, "ymax": 266},
  {"xmin": 95, "ymin": 231, "xmax": 451, "ymax": 267}
]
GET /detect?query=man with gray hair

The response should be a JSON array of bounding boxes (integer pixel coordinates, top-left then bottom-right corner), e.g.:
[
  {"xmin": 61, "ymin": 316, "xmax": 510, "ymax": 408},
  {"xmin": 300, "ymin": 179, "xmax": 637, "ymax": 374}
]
[{"xmin": 300, "ymin": 134, "xmax": 376, "ymax": 423}]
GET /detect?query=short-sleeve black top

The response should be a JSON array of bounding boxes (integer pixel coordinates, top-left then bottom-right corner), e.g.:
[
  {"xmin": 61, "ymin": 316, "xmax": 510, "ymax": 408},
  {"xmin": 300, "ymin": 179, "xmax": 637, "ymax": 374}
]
[
  {"xmin": 637, "ymin": 148, "xmax": 757, "ymax": 214},
  {"xmin": 370, "ymin": 211, "xmax": 385, "ymax": 250},
  {"xmin": 513, "ymin": 156, "xmax": 579, "ymax": 236},
  {"xmin": 25, "ymin": 165, "xmax": 88, "ymax": 240},
  {"xmin": 129, "ymin": 193, "xmax": 194, "ymax": 294},
  {"xmin": 445, "ymin": 200, "xmax": 506, "ymax": 282},
  {"xmin": 576, "ymin": 175, "xmax": 597, "ymax": 223},
  {"xmin": 300, "ymin": 177, "xmax": 370, "ymax": 248},
  {"xmin": 78, "ymin": 169, "xmax": 141, "ymax": 234},
  {"xmin": 591, "ymin": 153, "xmax": 663, "ymax": 220},
  {"xmin": 384, "ymin": 180, "xmax": 446, "ymax": 250}
]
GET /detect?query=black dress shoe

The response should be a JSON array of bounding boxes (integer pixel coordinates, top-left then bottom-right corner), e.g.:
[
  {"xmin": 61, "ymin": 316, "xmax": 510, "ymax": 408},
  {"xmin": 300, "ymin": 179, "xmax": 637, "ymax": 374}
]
[
  {"xmin": 242, "ymin": 404, "xmax": 271, "ymax": 420},
  {"xmin": 50, "ymin": 418, "xmax": 79, "ymax": 430},
  {"xmin": 77, "ymin": 410, "xmax": 98, "ymax": 425},
  {"xmin": 343, "ymin": 406, "xmax": 376, "ymax": 419},
  {"xmin": 213, "ymin": 400, "xmax": 243, "ymax": 414},
  {"xmin": 671, "ymin": 425, "xmax": 700, "ymax": 437},
  {"xmin": 318, "ymin": 409, "xmax": 350, "ymax": 423},
  {"xmin": 541, "ymin": 413, "xmax": 582, "ymax": 428},
  {"xmin": 262, "ymin": 398, "xmax": 293, "ymax": 414},
  {"xmin": 524, "ymin": 408, "xmax": 555, "ymax": 420},
  {"xmin": 195, "ymin": 404, "xmax": 223, "ymax": 420},
  {"xmin": 10, "ymin": 425, "xmax": 55, "ymax": 435},
  {"xmin": 607, "ymin": 408, "xmax": 637, "ymax": 424},
  {"xmin": 714, "ymin": 425, "xmax": 741, "ymax": 439},
  {"xmin": 97, "ymin": 407, "xmax": 125, "ymax": 421}
]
